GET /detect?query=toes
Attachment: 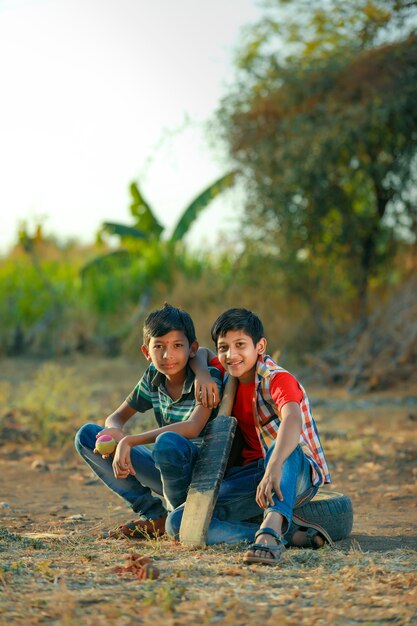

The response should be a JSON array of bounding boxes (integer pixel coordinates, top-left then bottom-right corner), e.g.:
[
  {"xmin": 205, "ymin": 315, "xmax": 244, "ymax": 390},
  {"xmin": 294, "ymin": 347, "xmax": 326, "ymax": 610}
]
[
  {"xmin": 245, "ymin": 547, "xmax": 269, "ymax": 559},
  {"xmin": 257, "ymin": 549, "xmax": 269, "ymax": 559}
]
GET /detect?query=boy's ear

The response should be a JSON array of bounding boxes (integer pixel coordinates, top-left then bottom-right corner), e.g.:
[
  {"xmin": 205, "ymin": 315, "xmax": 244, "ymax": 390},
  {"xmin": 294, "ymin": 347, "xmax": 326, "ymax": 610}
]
[
  {"xmin": 141, "ymin": 344, "xmax": 151, "ymax": 360},
  {"xmin": 257, "ymin": 338, "xmax": 267, "ymax": 355},
  {"xmin": 189, "ymin": 340, "xmax": 199, "ymax": 358}
]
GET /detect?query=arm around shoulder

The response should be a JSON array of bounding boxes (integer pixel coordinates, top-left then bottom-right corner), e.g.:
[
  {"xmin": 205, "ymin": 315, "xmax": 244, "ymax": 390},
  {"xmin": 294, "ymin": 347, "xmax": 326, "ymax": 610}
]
[{"xmin": 190, "ymin": 346, "xmax": 221, "ymax": 408}]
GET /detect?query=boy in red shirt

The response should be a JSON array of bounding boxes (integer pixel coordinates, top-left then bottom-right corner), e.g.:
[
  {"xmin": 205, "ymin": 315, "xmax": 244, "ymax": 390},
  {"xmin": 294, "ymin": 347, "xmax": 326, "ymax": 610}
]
[{"xmin": 166, "ymin": 308, "xmax": 331, "ymax": 565}]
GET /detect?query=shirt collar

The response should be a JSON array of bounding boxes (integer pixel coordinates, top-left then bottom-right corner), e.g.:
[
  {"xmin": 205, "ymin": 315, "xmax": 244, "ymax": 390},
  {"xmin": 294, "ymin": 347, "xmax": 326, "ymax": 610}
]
[{"xmin": 255, "ymin": 354, "xmax": 273, "ymax": 383}]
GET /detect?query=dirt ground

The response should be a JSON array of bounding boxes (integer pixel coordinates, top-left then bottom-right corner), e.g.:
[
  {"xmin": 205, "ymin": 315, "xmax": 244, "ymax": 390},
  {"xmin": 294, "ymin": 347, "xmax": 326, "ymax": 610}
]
[{"xmin": 0, "ymin": 357, "xmax": 416, "ymax": 625}]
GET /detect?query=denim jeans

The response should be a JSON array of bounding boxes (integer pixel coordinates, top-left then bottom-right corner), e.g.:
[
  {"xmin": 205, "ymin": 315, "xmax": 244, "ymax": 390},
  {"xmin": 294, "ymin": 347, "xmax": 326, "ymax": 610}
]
[
  {"xmin": 153, "ymin": 431, "xmax": 266, "ymax": 516},
  {"xmin": 166, "ymin": 443, "xmax": 317, "ymax": 545},
  {"xmin": 74, "ymin": 425, "xmax": 213, "ymax": 519},
  {"xmin": 74, "ymin": 423, "xmax": 166, "ymax": 519}
]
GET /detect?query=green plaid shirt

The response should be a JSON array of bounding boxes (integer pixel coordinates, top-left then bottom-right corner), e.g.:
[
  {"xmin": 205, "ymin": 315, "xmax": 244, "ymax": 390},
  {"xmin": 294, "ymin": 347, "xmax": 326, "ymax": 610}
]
[{"xmin": 126, "ymin": 363, "xmax": 222, "ymax": 427}]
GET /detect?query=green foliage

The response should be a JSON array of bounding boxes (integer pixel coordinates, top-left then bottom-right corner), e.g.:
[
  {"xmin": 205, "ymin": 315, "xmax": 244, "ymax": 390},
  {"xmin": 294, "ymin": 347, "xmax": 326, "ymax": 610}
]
[
  {"xmin": 79, "ymin": 249, "xmax": 132, "ymax": 283},
  {"xmin": 0, "ymin": 231, "xmax": 215, "ymax": 356},
  {"xmin": 81, "ymin": 241, "xmax": 207, "ymax": 316},
  {"xmin": 0, "ymin": 254, "xmax": 78, "ymax": 349},
  {"xmin": 238, "ymin": 0, "xmax": 417, "ymax": 71}
]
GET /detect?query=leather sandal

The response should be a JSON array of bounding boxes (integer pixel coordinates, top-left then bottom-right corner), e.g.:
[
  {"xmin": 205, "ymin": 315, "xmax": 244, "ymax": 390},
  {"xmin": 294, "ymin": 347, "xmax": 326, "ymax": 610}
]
[
  {"xmin": 104, "ymin": 515, "xmax": 166, "ymax": 539},
  {"xmin": 243, "ymin": 527, "xmax": 287, "ymax": 566}
]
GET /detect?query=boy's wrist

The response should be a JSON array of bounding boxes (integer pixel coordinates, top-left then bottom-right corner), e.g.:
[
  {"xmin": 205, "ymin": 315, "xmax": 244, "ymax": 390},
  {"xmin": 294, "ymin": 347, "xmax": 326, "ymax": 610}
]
[
  {"xmin": 122, "ymin": 433, "xmax": 144, "ymax": 447},
  {"xmin": 269, "ymin": 454, "xmax": 284, "ymax": 469},
  {"xmin": 104, "ymin": 422, "xmax": 124, "ymax": 433}
]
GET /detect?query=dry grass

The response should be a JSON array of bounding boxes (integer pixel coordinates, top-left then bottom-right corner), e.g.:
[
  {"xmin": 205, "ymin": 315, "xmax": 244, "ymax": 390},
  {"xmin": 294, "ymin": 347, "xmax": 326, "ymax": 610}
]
[{"xmin": 1, "ymin": 528, "xmax": 416, "ymax": 625}]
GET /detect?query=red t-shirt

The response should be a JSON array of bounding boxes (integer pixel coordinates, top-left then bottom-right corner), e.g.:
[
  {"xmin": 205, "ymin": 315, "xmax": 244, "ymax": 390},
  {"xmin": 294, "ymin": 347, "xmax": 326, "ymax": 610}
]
[
  {"xmin": 211, "ymin": 357, "xmax": 303, "ymax": 465},
  {"xmin": 233, "ymin": 380, "xmax": 261, "ymax": 464}
]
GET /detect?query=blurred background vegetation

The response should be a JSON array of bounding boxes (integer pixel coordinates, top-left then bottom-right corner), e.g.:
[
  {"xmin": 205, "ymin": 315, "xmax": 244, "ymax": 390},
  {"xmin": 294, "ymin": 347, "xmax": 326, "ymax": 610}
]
[{"xmin": 1, "ymin": 0, "xmax": 416, "ymax": 395}]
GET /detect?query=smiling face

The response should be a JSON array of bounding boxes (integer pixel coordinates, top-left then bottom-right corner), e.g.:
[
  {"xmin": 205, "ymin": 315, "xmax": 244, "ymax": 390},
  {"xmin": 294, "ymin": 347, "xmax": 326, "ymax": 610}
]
[
  {"xmin": 217, "ymin": 330, "xmax": 266, "ymax": 384},
  {"xmin": 141, "ymin": 330, "xmax": 198, "ymax": 384}
]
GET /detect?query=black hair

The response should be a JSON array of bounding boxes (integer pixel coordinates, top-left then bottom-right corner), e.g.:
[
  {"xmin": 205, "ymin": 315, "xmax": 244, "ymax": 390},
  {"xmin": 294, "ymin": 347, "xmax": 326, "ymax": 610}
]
[
  {"xmin": 143, "ymin": 303, "xmax": 196, "ymax": 346},
  {"xmin": 211, "ymin": 308, "xmax": 265, "ymax": 346}
]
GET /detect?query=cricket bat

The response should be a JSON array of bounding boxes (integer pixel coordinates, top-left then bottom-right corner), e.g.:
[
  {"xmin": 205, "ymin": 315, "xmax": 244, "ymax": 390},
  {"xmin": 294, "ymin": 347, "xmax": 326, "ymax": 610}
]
[{"xmin": 179, "ymin": 376, "xmax": 238, "ymax": 547}]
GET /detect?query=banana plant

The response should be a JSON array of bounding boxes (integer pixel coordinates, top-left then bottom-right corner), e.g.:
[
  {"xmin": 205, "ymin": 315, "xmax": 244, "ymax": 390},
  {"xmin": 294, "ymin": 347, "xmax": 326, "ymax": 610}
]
[
  {"xmin": 81, "ymin": 170, "xmax": 237, "ymax": 284},
  {"xmin": 105, "ymin": 170, "xmax": 236, "ymax": 244}
]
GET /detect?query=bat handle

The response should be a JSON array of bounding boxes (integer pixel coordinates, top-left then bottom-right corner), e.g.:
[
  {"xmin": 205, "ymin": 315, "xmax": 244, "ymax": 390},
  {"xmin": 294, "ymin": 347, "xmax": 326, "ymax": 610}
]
[{"xmin": 218, "ymin": 376, "xmax": 238, "ymax": 416}]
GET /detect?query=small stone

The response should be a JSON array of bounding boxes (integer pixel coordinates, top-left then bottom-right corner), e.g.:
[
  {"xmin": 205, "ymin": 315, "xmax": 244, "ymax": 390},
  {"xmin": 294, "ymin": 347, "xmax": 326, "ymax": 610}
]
[
  {"xmin": 31, "ymin": 459, "xmax": 50, "ymax": 471},
  {"xmin": 0, "ymin": 501, "xmax": 11, "ymax": 509}
]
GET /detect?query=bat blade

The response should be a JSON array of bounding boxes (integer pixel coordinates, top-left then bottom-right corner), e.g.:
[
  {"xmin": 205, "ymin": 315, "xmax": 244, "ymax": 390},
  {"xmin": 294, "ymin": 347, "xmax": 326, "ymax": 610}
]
[{"xmin": 179, "ymin": 377, "xmax": 237, "ymax": 547}]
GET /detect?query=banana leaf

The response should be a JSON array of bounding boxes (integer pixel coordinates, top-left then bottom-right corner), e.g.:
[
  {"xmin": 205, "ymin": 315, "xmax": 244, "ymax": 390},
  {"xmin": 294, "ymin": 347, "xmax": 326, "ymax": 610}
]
[
  {"xmin": 129, "ymin": 182, "xmax": 164, "ymax": 237},
  {"xmin": 101, "ymin": 222, "xmax": 149, "ymax": 240},
  {"xmin": 170, "ymin": 171, "xmax": 238, "ymax": 243}
]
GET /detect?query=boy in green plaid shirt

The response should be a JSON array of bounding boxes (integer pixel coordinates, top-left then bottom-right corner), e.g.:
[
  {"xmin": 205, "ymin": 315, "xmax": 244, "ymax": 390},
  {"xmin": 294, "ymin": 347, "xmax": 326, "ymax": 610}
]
[{"xmin": 75, "ymin": 303, "xmax": 222, "ymax": 538}]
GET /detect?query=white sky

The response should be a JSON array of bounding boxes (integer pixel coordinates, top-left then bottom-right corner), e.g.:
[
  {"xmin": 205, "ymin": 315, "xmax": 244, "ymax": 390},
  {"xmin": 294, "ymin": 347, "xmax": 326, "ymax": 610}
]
[{"xmin": 0, "ymin": 0, "xmax": 262, "ymax": 254}]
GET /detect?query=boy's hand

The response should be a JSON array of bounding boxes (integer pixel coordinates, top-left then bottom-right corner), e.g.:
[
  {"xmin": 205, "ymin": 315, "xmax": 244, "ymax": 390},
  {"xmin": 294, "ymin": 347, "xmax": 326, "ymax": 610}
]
[
  {"xmin": 93, "ymin": 427, "xmax": 124, "ymax": 457},
  {"xmin": 256, "ymin": 462, "xmax": 284, "ymax": 509},
  {"xmin": 194, "ymin": 374, "xmax": 220, "ymax": 409},
  {"xmin": 112, "ymin": 437, "xmax": 135, "ymax": 479}
]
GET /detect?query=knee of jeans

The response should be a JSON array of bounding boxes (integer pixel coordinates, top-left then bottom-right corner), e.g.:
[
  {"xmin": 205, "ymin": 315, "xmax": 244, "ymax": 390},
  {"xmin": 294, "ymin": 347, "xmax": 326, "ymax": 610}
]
[
  {"xmin": 266, "ymin": 442, "xmax": 302, "ymax": 467},
  {"xmin": 74, "ymin": 423, "xmax": 100, "ymax": 452},
  {"xmin": 153, "ymin": 431, "xmax": 192, "ymax": 464},
  {"xmin": 213, "ymin": 506, "xmax": 228, "ymax": 521},
  {"xmin": 165, "ymin": 508, "xmax": 183, "ymax": 540}
]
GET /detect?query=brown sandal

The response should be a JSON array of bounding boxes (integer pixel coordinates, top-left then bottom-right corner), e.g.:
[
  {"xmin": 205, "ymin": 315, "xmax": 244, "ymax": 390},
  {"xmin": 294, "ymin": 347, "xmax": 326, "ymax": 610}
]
[{"xmin": 104, "ymin": 515, "xmax": 166, "ymax": 539}]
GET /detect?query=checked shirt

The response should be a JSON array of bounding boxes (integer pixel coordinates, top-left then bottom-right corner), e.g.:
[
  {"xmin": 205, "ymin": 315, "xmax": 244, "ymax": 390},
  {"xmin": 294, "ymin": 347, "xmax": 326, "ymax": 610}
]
[
  {"xmin": 126, "ymin": 363, "xmax": 222, "ymax": 427},
  {"xmin": 254, "ymin": 355, "xmax": 331, "ymax": 487}
]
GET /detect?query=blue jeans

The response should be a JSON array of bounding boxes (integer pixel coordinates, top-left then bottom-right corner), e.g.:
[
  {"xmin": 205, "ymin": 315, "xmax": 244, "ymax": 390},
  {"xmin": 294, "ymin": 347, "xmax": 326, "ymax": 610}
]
[
  {"xmin": 166, "ymin": 443, "xmax": 317, "ymax": 545},
  {"xmin": 74, "ymin": 425, "xmax": 201, "ymax": 520},
  {"xmin": 155, "ymin": 432, "xmax": 266, "ymax": 522}
]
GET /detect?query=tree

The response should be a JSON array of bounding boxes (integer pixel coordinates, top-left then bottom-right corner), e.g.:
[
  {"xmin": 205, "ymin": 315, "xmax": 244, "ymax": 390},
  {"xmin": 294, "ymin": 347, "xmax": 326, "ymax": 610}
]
[{"xmin": 218, "ymin": 0, "xmax": 417, "ymax": 320}]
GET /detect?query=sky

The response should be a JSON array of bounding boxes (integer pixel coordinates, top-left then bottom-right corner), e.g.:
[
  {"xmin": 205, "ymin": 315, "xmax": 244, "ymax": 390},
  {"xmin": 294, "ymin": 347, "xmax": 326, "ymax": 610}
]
[{"xmin": 0, "ymin": 0, "xmax": 262, "ymax": 254}]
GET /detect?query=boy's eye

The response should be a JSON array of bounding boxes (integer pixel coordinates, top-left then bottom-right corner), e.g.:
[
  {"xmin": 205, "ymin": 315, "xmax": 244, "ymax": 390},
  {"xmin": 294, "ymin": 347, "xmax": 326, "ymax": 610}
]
[
  {"xmin": 174, "ymin": 343, "xmax": 184, "ymax": 348},
  {"xmin": 218, "ymin": 345, "xmax": 227, "ymax": 352}
]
